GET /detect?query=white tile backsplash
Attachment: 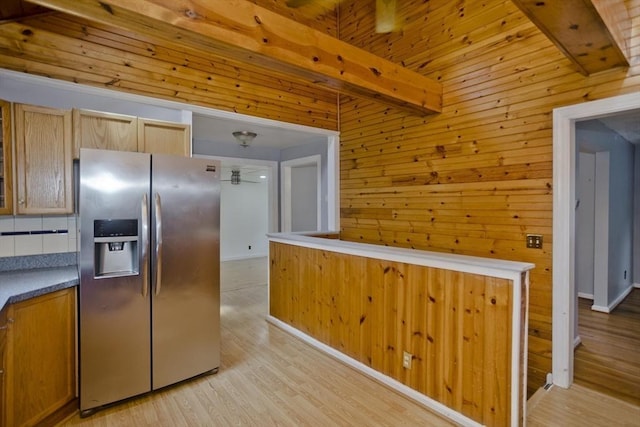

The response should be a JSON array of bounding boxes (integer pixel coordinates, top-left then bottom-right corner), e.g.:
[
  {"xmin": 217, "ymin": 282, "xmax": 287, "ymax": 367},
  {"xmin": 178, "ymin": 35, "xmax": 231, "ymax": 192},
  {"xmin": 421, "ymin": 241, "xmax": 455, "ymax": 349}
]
[
  {"xmin": 0, "ymin": 216, "xmax": 15, "ymax": 232},
  {"xmin": 0, "ymin": 236, "xmax": 14, "ymax": 257},
  {"xmin": 43, "ymin": 215, "xmax": 69, "ymax": 231},
  {"xmin": 0, "ymin": 214, "xmax": 78, "ymax": 258},
  {"xmin": 43, "ymin": 233, "xmax": 69, "ymax": 254},
  {"xmin": 14, "ymin": 215, "xmax": 43, "ymax": 231},
  {"xmin": 15, "ymin": 234, "xmax": 43, "ymax": 256}
]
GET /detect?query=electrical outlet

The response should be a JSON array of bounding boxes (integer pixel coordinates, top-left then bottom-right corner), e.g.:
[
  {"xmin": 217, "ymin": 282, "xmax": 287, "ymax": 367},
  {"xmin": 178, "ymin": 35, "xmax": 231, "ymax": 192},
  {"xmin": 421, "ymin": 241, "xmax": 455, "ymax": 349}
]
[
  {"xmin": 248, "ymin": 245, "xmax": 252, "ymax": 250},
  {"xmin": 526, "ymin": 234, "xmax": 543, "ymax": 249},
  {"xmin": 402, "ymin": 351, "xmax": 412, "ymax": 369}
]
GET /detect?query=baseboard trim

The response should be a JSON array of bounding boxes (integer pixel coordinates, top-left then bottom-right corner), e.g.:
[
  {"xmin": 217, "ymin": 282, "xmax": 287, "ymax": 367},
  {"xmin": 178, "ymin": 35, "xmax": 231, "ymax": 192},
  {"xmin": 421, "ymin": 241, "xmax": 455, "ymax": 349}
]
[
  {"xmin": 591, "ymin": 304, "xmax": 610, "ymax": 313},
  {"xmin": 221, "ymin": 253, "xmax": 268, "ymax": 262},
  {"xmin": 592, "ymin": 285, "xmax": 635, "ymax": 313},
  {"xmin": 634, "ymin": 283, "xmax": 640, "ymax": 289},
  {"xmin": 607, "ymin": 285, "xmax": 634, "ymax": 312},
  {"xmin": 577, "ymin": 292, "xmax": 594, "ymax": 300},
  {"xmin": 574, "ymin": 335, "xmax": 582, "ymax": 349},
  {"xmin": 267, "ymin": 315, "xmax": 482, "ymax": 427}
]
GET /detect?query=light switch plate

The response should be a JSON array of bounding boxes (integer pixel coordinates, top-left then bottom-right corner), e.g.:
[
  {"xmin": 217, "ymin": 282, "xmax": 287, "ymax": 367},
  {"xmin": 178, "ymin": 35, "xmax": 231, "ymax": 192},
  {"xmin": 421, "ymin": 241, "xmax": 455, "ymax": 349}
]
[{"xmin": 526, "ymin": 234, "xmax": 543, "ymax": 249}]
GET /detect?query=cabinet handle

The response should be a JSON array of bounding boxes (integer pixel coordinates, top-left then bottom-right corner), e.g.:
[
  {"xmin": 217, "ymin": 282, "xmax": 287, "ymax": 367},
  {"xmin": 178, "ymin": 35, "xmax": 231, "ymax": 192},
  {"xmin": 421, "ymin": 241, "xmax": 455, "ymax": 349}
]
[
  {"xmin": 18, "ymin": 198, "xmax": 24, "ymax": 205},
  {"xmin": 141, "ymin": 194, "xmax": 149, "ymax": 297},
  {"xmin": 154, "ymin": 193, "xmax": 163, "ymax": 296}
]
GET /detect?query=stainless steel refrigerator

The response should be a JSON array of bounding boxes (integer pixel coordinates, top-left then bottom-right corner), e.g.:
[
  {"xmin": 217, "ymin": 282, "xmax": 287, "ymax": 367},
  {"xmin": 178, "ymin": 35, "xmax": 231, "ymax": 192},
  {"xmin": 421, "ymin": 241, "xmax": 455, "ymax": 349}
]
[{"xmin": 78, "ymin": 148, "xmax": 220, "ymax": 415}]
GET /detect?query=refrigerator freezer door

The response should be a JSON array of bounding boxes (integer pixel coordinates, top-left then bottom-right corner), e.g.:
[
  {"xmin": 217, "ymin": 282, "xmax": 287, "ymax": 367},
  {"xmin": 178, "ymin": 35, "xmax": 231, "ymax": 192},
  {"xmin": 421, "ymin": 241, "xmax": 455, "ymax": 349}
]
[
  {"xmin": 151, "ymin": 154, "xmax": 220, "ymax": 389},
  {"xmin": 79, "ymin": 148, "xmax": 152, "ymax": 411}
]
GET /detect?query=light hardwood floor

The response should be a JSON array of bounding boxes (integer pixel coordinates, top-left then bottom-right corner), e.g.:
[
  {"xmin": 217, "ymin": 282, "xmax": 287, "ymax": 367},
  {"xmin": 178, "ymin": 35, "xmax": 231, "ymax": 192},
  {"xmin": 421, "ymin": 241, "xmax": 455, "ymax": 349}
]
[
  {"xmin": 574, "ymin": 289, "xmax": 640, "ymax": 406},
  {"xmin": 60, "ymin": 258, "xmax": 640, "ymax": 426},
  {"xmin": 61, "ymin": 257, "xmax": 455, "ymax": 426},
  {"xmin": 526, "ymin": 383, "xmax": 640, "ymax": 427}
]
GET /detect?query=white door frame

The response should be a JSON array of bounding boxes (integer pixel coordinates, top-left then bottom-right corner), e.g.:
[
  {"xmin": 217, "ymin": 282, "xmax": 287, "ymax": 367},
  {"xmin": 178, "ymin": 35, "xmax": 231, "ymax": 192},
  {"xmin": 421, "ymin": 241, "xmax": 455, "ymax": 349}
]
[
  {"xmin": 281, "ymin": 154, "xmax": 322, "ymax": 232},
  {"xmin": 592, "ymin": 151, "xmax": 610, "ymax": 312},
  {"xmin": 552, "ymin": 91, "xmax": 640, "ymax": 388}
]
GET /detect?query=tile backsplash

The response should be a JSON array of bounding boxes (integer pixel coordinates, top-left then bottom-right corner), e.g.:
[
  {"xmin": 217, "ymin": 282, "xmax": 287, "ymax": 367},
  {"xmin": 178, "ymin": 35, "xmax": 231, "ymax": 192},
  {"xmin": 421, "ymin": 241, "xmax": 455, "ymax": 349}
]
[{"xmin": 0, "ymin": 214, "xmax": 78, "ymax": 257}]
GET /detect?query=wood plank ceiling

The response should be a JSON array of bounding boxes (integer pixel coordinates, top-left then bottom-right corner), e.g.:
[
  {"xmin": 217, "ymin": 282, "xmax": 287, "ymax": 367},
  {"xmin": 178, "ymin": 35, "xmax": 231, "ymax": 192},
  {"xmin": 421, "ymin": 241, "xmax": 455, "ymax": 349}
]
[
  {"xmin": 8, "ymin": 0, "xmax": 632, "ymax": 117},
  {"xmin": 26, "ymin": 0, "xmax": 443, "ymax": 116},
  {"xmin": 511, "ymin": 0, "xmax": 631, "ymax": 75}
]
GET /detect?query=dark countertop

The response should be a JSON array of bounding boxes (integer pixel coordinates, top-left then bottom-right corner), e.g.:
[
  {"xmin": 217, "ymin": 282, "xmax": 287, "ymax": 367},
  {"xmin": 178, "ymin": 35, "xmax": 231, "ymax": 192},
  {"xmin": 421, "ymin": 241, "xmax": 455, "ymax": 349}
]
[{"xmin": 0, "ymin": 254, "xmax": 79, "ymax": 312}]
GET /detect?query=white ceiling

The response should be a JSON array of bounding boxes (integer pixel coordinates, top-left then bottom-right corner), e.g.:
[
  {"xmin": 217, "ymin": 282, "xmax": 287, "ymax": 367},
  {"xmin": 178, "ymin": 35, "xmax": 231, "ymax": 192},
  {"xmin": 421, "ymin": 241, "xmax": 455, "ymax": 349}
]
[
  {"xmin": 192, "ymin": 113, "xmax": 328, "ymax": 149},
  {"xmin": 598, "ymin": 109, "xmax": 640, "ymax": 144}
]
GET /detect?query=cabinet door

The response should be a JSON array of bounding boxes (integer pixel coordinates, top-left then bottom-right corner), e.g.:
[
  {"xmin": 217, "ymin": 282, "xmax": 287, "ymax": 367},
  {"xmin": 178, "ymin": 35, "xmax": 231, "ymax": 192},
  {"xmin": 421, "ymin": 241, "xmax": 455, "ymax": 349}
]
[
  {"xmin": 73, "ymin": 109, "xmax": 138, "ymax": 158},
  {"xmin": 5, "ymin": 288, "xmax": 76, "ymax": 427},
  {"xmin": 138, "ymin": 118, "xmax": 190, "ymax": 156},
  {"xmin": 0, "ymin": 100, "xmax": 12, "ymax": 215},
  {"xmin": 14, "ymin": 104, "xmax": 73, "ymax": 214}
]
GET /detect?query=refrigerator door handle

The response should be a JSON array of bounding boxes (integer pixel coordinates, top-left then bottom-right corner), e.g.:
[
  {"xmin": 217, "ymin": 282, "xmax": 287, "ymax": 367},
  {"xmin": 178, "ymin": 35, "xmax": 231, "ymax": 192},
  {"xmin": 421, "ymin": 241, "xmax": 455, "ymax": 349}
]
[
  {"xmin": 140, "ymin": 193, "xmax": 149, "ymax": 297},
  {"xmin": 154, "ymin": 192, "xmax": 163, "ymax": 296}
]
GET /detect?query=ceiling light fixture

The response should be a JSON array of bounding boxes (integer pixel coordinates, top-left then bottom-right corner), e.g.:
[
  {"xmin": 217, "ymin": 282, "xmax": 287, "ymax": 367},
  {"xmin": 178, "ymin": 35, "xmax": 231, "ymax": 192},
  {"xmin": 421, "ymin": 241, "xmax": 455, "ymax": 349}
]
[
  {"xmin": 232, "ymin": 131, "xmax": 257, "ymax": 147},
  {"xmin": 375, "ymin": 0, "xmax": 398, "ymax": 33},
  {"xmin": 231, "ymin": 169, "xmax": 241, "ymax": 185}
]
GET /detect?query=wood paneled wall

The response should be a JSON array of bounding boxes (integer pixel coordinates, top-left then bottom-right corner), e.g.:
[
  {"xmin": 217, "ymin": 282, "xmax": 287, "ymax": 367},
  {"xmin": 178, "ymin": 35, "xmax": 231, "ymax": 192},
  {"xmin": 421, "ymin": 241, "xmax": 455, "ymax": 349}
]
[
  {"xmin": 270, "ymin": 241, "xmax": 517, "ymax": 426},
  {"xmin": 338, "ymin": 0, "xmax": 640, "ymax": 395},
  {"xmin": 0, "ymin": 0, "xmax": 339, "ymax": 130}
]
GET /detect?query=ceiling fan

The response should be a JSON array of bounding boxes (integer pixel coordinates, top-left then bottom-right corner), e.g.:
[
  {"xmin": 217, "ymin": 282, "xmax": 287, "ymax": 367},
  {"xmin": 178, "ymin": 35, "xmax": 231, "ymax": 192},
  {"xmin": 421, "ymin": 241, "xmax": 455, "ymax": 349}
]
[
  {"xmin": 285, "ymin": 0, "xmax": 400, "ymax": 33},
  {"xmin": 221, "ymin": 169, "xmax": 261, "ymax": 185}
]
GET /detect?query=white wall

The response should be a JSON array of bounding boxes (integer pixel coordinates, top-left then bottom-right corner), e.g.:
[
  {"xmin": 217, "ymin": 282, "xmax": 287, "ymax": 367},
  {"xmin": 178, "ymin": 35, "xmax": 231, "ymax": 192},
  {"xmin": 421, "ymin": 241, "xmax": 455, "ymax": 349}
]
[
  {"xmin": 576, "ymin": 152, "xmax": 596, "ymax": 298},
  {"xmin": 281, "ymin": 141, "xmax": 329, "ymax": 230},
  {"xmin": 0, "ymin": 73, "xmax": 186, "ymax": 123},
  {"xmin": 577, "ymin": 121, "xmax": 635, "ymax": 310},
  {"xmin": 607, "ymin": 142, "xmax": 634, "ymax": 303},
  {"xmin": 220, "ymin": 179, "xmax": 269, "ymax": 261}
]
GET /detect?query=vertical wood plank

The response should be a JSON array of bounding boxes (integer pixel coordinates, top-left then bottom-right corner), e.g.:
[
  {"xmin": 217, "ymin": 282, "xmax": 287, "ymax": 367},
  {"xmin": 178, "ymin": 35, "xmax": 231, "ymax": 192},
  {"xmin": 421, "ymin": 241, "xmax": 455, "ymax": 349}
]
[
  {"xmin": 269, "ymin": 242, "xmax": 517, "ymax": 426},
  {"xmin": 370, "ymin": 260, "xmax": 386, "ymax": 373},
  {"xmin": 407, "ymin": 264, "xmax": 427, "ymax": 390},
  {"xmin": 360, "ymin": 258, "xmax": 375, "ymax": 367}
]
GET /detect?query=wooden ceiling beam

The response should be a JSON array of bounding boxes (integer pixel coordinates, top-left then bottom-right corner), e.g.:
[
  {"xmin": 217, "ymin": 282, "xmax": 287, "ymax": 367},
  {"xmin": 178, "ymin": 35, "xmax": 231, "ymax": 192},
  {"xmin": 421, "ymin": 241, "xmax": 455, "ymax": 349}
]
[
  {"xmin": 25, "ymin": 0, "xmax": 442, "ymax": 116},
  {"xmin": 511, "ymin": 0, "xmax": 630, "ymax": 75},
  {"xmin": 0, "ymin": 0, "xmax": 52, "ymax": 23}
]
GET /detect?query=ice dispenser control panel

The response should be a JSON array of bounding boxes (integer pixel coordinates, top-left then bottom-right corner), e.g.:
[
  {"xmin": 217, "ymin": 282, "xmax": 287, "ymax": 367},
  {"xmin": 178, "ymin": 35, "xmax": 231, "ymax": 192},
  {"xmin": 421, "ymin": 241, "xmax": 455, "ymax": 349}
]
[{"xmin": 93, "ymin": 219, "xmax": 139, "ymax": 278}]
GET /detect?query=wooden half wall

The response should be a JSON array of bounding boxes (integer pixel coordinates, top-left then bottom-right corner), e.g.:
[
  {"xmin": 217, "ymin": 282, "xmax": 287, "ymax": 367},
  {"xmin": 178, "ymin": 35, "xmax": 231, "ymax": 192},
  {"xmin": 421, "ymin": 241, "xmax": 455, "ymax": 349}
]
[{"xmin": 268, "ymin": 235, "xmax": 533, "ymax": 427}]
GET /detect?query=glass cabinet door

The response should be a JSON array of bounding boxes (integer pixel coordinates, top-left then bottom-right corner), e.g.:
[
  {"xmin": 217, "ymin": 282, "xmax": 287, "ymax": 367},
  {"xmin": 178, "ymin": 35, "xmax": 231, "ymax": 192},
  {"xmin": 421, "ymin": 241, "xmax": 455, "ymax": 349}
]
[{"xmin": 0, "ymin": 100, "xmax": 12, "ymax": 215}]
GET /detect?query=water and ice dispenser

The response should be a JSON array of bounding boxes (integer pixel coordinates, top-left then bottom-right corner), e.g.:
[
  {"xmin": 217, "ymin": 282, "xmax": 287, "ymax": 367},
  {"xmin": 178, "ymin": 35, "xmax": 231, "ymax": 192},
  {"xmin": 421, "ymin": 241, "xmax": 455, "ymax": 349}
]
[{"xmin": 93, "ymin": 219, "xmax": 139, "ymax": 278}]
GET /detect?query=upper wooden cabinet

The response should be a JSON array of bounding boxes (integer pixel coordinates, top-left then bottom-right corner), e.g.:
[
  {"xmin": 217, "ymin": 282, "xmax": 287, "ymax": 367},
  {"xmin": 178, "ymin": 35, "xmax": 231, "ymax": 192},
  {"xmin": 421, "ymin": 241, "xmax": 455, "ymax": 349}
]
[
  {"xmin": 73, "ymin": 112, "xmax": 190, "ymax": 157},
  {"xmin": 0, "ymin": 100, "xmax": 12, "ymax": 215},
  {"xmin": 73, "ymin": 109, "xmax": 138, "ymax": 158},
  {"xmin": 14, "ymin": 104, "xmax": 73, "ymax": 215},
  {"xmin": 138, "ymin": 118, "xmax": 190, "ymax": 156}
]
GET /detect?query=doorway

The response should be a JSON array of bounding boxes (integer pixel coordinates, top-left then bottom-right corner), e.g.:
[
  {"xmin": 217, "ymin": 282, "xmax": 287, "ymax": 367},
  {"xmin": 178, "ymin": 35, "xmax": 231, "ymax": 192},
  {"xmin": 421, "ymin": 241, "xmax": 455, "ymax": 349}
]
[
  {"xmin": 552, "ymin": 92, "xmax": 640, "ymax": 389},
  {"xmin": 281, "ymin": 155, "xmax": 322, "ymax": 232},
  {"xmin": 575, "ymin": 150, "xmax": 613, "ymax": 312}
]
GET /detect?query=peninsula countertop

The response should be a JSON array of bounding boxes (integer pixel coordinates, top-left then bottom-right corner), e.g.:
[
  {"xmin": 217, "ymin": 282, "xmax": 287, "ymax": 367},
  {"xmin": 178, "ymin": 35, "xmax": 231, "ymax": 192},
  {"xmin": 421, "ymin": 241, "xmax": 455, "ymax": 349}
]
[{"xmin": 0, "ymin": 265, "xmax": 79, "ymax": 312}]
